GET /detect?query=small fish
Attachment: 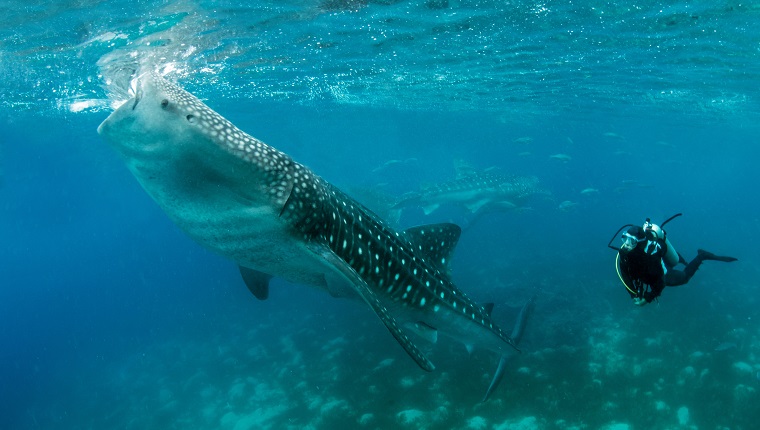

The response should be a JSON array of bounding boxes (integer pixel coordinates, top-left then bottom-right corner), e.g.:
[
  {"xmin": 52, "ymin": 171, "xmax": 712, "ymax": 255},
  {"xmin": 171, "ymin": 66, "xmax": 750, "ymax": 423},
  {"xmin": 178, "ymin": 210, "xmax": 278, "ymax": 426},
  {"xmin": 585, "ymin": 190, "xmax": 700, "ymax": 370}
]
[
  {"xmin": 558, "ymin": 200, "xmax": 579, "ymax": 211},
  {"xmin": 714, "ymin": 342, "xmax": 737, "ymax": 352},
  {"xmin": 513, "ymin": 136, "xmax": 533, "ymax": 144},
  {"xmin": 614, "ymin": 180, "xmax": 654, "ymax": 193},
  {"xmin": 549, "ymin": 153, "xmax": 572, "ymax": 162},
  {"xmin": 580, "ymin": 187, "xmax": 599, "ymax": 195},
  {"xmin": 371, "ymin": 158, "xmax": 418, "ymax": 174}
]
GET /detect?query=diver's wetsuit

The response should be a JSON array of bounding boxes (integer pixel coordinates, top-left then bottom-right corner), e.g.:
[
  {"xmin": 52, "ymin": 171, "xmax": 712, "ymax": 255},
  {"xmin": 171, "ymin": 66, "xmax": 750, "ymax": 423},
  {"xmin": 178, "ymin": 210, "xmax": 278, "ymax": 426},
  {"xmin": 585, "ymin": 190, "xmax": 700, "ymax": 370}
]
[
  {"xmin": 619, "ymin": 240, "xmax": 737, "ymax": 303},
  {"xmin": 618, "ymin": 237, "xmax": 668, "ymax": 303}
]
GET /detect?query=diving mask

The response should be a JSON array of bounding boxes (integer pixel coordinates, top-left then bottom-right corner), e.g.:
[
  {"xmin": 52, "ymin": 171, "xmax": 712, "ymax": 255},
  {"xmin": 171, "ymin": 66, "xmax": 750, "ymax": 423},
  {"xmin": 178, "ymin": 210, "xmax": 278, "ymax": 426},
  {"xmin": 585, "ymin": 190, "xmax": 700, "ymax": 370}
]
[{"xmin": 621, "ymin": 232, "xmax": 641, "ymax": 251}]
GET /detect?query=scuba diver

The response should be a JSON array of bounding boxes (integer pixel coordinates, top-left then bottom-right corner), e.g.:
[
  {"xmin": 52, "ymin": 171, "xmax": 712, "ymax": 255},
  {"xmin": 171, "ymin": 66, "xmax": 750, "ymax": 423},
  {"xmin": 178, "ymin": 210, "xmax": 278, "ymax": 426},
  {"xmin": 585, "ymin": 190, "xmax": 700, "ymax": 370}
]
[{"xmin": 608, "ymin": 213, "xmax": 737, "ymax": 306}]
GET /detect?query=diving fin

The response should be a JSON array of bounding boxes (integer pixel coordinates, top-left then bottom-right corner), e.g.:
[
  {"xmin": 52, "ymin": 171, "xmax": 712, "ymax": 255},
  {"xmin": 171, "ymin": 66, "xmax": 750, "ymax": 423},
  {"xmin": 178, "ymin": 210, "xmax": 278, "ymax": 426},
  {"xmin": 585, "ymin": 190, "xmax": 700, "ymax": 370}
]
[{"xmin": 697, "ymin": 249, "xmax": 738, "ymax": 263}]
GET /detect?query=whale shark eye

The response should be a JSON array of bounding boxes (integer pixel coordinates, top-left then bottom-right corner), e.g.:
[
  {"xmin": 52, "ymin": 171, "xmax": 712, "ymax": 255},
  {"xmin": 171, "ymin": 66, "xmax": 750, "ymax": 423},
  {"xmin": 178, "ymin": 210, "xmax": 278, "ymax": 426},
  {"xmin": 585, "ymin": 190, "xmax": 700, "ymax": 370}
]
[
  {"xmin": 186, "ymin": 114, "xmax": 195, "ymax": 123},
  {"xmin": 160, "ymin": 99, "xmax": 169, "ymax": 108}
]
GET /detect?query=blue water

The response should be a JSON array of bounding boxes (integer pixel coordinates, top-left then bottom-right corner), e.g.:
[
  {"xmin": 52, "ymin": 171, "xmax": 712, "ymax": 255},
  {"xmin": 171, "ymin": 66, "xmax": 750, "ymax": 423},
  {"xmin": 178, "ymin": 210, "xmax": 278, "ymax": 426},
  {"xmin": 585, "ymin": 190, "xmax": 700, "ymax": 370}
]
[{"xmin": 2, "ymin": 1, "xmax": 759, "ymax": 429}]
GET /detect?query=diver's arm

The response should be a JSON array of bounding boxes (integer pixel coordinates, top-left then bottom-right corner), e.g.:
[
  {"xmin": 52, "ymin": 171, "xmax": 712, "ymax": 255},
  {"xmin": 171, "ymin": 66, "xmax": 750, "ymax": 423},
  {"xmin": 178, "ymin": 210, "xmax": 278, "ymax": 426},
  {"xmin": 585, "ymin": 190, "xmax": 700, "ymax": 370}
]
[
  {"xmin": 619, "ymin": 257, "xmax": 651, "ymax": 306},
  {"xmin": 643, "ymin": 278, "xmax": 665, "ymax": 303}
]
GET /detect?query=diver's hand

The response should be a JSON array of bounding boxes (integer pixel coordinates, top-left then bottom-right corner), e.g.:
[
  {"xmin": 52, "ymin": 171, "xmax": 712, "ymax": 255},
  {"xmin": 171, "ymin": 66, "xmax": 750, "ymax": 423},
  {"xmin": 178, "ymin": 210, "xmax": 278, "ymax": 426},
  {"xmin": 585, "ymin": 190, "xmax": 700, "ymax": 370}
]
[{"xmin": 633, "ymin": 298, "xmax": 647, "ymax": 306}]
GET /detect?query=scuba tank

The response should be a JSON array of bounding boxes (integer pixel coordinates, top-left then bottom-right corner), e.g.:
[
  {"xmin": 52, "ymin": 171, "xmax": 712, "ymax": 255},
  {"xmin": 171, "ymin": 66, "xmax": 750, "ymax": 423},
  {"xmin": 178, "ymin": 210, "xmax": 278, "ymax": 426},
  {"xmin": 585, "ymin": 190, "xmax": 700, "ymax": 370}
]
[{"xmin": 643, "ymin": 218, "xmax": 679, "ymax": 269}]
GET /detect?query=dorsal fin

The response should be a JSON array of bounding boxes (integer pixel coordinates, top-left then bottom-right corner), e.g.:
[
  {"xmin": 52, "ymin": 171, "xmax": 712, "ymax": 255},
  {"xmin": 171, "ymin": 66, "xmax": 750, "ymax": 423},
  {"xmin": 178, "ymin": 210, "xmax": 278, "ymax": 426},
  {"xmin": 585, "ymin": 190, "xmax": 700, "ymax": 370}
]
[
  {"xmin": 402, "ymin": 223, "xmax": 461, "ymax": 276},
  {"xmin": 483, "ymin": 302, "xmax": 495, "ymax": 316}
]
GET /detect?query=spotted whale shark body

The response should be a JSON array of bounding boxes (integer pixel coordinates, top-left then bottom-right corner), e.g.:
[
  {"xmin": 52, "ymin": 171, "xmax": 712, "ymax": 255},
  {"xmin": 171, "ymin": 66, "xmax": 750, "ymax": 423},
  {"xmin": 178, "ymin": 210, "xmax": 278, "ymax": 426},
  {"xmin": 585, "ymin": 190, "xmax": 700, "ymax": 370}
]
[{"xmin": 98, "ymin": 72, "xmax": 517, "ymax": 372}]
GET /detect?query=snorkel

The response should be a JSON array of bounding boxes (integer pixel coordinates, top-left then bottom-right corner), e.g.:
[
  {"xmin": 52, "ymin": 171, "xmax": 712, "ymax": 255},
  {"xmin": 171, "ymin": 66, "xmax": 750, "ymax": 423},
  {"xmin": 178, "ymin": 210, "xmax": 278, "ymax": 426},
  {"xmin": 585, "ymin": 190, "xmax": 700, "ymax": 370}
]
[{"xmin": 607, "ymin": 224, "xmax": 635, "ymax": 252}]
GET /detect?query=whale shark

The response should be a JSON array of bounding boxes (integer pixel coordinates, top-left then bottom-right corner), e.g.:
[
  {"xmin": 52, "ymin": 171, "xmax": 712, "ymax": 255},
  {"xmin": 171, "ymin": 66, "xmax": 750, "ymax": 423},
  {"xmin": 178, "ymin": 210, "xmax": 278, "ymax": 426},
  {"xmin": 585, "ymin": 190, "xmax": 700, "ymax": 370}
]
[
  {"xmin": 97, "ymin": 72, "xmax": 518, "ymax": 372},
  {"xmin": 393, "ymin": 170, "xmax": 549, "ymax": 216}
]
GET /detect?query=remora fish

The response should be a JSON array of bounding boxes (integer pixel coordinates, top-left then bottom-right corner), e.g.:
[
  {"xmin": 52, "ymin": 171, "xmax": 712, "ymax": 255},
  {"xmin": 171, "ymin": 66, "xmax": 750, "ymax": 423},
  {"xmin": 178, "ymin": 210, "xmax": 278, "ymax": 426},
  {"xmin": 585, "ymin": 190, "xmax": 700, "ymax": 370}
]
[
  {"xmin": 393, "ymin": 171, "xmax": 547, "ymax": 216},
  {"xmin": 482, "ymin": 295, "xmax": 535, "ymax": 402},
  {"xmin": 97, "ymin": 72, "xmax": 518, "ymax": 371}
]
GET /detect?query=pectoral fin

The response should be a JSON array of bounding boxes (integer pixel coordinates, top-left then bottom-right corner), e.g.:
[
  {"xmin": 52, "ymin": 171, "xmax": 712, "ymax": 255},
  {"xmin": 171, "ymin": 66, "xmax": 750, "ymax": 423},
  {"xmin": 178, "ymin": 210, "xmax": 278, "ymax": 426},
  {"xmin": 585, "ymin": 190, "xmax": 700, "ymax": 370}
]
[
  {"xmin": 422, "ymin": 203, "xmax": 440, "ymax": 215},
  {"xmin": 313, "ymin": 245, "xmax": 435, "ymax": 372},
  {"xmin": 238, "ymin": 266, "xmax": 272, "ymax": 300},
  {"xmin": 409, "ymin": 321, "xmax": 439, "ymax": 344},
  {"xmin": 465, "ymin": 199, "xmax": 490, "ymax": 214}
]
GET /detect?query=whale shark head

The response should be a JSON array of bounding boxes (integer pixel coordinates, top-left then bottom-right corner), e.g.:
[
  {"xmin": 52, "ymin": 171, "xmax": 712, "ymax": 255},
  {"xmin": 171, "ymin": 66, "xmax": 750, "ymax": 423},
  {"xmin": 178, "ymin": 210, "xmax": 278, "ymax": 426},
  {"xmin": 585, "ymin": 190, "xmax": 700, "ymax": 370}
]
[
  {"xmin": 97, "ymin": 72, "xmax": 333, "ymax": 272},
  {"xmin": 98, "ymin": 72, "xmax": 309, "ymax": 223}
]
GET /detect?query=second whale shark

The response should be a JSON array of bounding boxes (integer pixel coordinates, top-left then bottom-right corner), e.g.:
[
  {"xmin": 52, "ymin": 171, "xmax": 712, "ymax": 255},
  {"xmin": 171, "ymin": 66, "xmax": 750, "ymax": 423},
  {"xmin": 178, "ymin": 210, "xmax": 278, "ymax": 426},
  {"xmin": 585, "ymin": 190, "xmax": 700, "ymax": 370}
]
[
  {"xmin": 393, "ymin": 170, "xmax": 549, "ymax": 217},
  {"xmin": 98, "ymin": 72, "xmax": 518, "ymax": 373}
]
